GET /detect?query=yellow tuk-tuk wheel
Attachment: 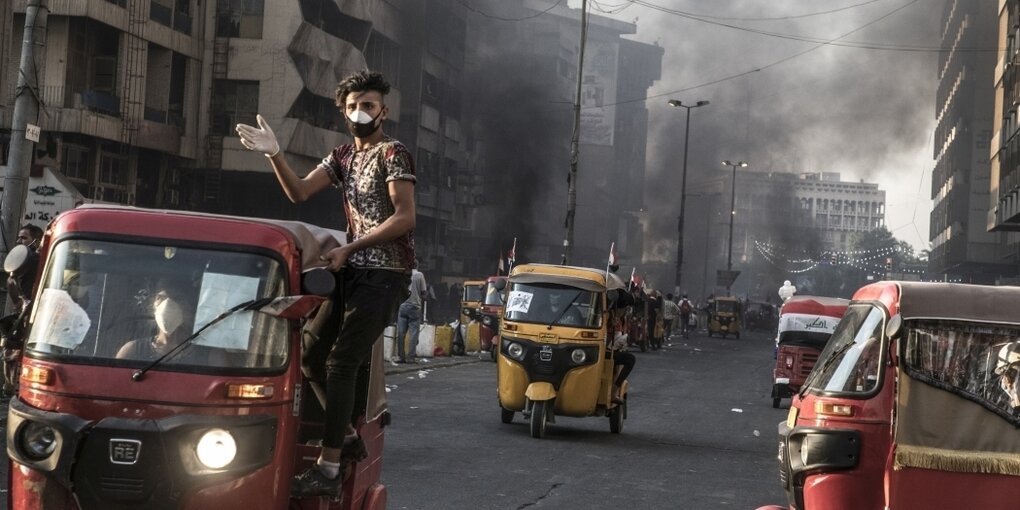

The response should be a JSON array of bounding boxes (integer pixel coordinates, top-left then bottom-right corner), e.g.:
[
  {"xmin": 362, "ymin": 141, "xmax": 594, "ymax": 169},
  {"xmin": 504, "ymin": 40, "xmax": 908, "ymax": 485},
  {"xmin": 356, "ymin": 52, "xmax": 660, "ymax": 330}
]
[
  {"xmin": 501, "ymin": 407, "xmax": 514, "ymax": 424},
  {"xmin": 530, "ymin": 401, "xmax": 549, "ymax": 438}
]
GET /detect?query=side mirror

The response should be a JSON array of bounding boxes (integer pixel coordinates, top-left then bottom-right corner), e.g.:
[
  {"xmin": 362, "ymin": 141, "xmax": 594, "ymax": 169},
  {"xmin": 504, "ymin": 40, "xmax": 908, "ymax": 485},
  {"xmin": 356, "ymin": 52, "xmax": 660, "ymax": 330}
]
[
  {"xmin": 302, "ymin": 267, "xmax": 336, "ymax": 296},
  {"xmin": 493, "ymin": 279, "xmax": 507, "ymax": 292},
  {"xmin": 885, "ymin": 314, "xmax": 903, "ymax": 340},
  {"xmin": 4, "ymin": 245, "xmax": 30, "ymax": 275}
]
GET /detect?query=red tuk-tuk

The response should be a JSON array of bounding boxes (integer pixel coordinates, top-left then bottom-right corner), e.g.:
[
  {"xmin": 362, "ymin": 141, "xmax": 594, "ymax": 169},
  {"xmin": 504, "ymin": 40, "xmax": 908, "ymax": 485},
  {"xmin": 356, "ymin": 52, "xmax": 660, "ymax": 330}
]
[
  {"xmin": 5, "ymin": 205, "xmax": 389, "ymax": 510},
  {"xmin": 479, "ymin": 276, "xmax": 507, "ymax": 361},
  {"xmin": 758, "ymin": 281, "xmax": 1020, "ymax": 510},
  {"xmin": 770, "ymin": 296, "xmax": 848, "ymax": 408}
]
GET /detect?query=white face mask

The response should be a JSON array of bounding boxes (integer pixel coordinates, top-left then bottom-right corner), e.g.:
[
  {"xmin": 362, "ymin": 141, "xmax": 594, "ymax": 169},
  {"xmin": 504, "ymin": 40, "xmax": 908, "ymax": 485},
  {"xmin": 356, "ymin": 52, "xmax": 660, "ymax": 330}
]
[
  {"xmin": 154, "ymin": 298, "xmax": 184, "ymax": 335},
  {"xmin": 347, "ymin": 110, "xmax": 374, "ymax": 124}
]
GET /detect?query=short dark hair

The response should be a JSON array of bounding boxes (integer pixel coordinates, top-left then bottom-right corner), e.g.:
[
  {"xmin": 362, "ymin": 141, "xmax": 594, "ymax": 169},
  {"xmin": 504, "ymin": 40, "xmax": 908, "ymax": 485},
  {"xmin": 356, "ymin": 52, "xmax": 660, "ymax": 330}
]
[
  {"xmin": 335, "ymin": 71, "xmax": 391, "ymax": 107},
  {"xmin": 20, "ymin": 224, "xmax": 43, "ymax": 240}
]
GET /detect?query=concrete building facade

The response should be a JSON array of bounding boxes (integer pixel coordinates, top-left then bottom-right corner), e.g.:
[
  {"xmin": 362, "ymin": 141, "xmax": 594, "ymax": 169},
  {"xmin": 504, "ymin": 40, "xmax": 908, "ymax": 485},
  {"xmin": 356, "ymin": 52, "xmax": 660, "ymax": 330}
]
[
  {"xmin": 992, "ymin": 1, "xmax": 1020, "ymax": 235},
  {"xmin": 931, "ymin": 0, "xmax": 1013, "ymax": 283},
  {"xmin": 0, "ymin": 0, "xmax": 475, "ymax": 285}
]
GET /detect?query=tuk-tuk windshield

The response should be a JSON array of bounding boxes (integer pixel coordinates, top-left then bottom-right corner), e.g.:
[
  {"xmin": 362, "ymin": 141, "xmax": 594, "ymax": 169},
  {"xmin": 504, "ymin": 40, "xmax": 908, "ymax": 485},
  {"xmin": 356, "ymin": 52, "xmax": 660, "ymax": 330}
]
[
  {"xmin": 484, "ymin": 284, "xmax": 504, "ymax": 306},
  {"xmin": 904, "ymin": 321, "xmax": 1020, "ymax": 422},
  {"xmin": 715, "ymin": 299, "xmax": 739, "ymax": 314},
  {"xmin": 26, "ymin": 238, "xmax": 290, "ymax": 372},
  {"xmin": 504, "ymin": 282, "xmax": 602, "ymax": 328},
  {"xmin": 803, "ymin": 304, "xmax": 884, "ymax": 395},
  {"xmin": 463, "ymin": 284, "xmax": 483, "ymax": 303}
]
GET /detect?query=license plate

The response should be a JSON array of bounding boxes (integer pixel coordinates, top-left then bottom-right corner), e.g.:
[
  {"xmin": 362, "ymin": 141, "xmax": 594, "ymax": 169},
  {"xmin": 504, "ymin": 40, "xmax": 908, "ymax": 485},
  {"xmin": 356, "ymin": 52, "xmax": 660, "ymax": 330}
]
[
  {"xmin": 110, "ymin": 439, "xmax": 142, "ymax": 465},
  {"xmin": 540, "ymin": 346, "xmax": 553, "ymax": 361}
]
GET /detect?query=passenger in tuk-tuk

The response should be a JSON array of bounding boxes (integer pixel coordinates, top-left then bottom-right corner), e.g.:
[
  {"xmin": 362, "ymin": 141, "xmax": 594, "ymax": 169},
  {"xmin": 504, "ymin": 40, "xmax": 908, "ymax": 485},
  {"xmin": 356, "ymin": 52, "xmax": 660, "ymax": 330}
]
[
  {"xmin": 995, "ymin": 342, "xmax": 1020, "ymax": 409},
  {"xmin": 609, "ymin": 289, "xmax": 635, "ymax": 404},
  {"xmin": 236, "ymin": 69, "xmax": 415, "ymax": 498}
]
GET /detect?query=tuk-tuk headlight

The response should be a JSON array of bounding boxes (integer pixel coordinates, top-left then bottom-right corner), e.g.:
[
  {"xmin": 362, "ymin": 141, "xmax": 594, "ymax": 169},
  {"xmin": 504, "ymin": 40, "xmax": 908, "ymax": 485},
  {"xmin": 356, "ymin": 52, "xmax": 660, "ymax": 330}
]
[
  {"xmin": 482, "ymin": 315, "xmax": 494, "ymax": 326},
  {"xmin": 570, "ymin": 349, "xmax": 587, "ymax": 364},
  {"xmin": 19, "ymin": 421, "xmax": 57, "ymax": 460},
  {"xmin": 196, "ymin": 428, "xmax": 237, "ymax": 469},
  {"xmin": 507, "ymin": 342, "xmax": 525, "ymax": 361}
]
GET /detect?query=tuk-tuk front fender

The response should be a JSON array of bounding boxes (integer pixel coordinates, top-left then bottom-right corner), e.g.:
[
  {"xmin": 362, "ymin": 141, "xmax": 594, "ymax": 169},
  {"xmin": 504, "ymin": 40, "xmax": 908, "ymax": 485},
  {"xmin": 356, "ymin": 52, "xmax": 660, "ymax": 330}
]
[{"xmin": 525, "ymin": 382, "xmax": 557, "ymax": 401}]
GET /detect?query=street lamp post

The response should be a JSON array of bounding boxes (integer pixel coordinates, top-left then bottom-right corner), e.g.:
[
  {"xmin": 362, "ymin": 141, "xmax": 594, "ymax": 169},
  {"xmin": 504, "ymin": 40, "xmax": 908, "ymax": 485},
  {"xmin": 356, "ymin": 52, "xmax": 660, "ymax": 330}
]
[
  {"xmin": 667, "ymin": 99, "xmax": 709, "ymax": 296},
  {"xmin": 721, "ymin": 160, "xmax": 748, "ymax": 293}
]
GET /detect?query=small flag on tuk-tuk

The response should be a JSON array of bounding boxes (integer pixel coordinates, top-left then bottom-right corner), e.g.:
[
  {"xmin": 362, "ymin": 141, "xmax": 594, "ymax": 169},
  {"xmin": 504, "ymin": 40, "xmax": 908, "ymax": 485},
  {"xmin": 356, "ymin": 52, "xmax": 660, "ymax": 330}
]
[
  {"xmin": 498, "ymin": 251, "xmax": 505, "ymax": 275},
  {"xmin": 629, "ymin": 270, "xmax": 643, "ymax": 291},
  {"xmin": 608, "ymin": 242, "xmax": 618, "ymax": 267},
  {"xmin": 508, "ymin": 238, "xmax": 517, "ymax": 265}
]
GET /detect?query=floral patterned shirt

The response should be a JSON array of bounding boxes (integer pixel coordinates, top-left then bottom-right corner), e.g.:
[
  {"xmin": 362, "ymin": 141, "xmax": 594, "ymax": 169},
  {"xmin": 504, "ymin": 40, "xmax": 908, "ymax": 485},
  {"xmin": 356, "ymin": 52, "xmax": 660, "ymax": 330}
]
[{"xmin": 317, "ymin": 137, "xmax": 417, "ymax": 271}]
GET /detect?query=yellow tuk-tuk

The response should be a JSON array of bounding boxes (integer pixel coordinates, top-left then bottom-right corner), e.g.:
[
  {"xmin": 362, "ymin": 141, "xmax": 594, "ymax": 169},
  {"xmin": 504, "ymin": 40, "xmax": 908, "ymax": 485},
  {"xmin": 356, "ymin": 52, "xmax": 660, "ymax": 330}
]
[
  {"xmin": 708, "ymin": 296, "xmax": 742, "ymax": 339},
  {"xmin": 461, "ymin": 279, "xmax": 485, "ymax": 323},
  {"xmin": 495, "ymin": 264, "xmax": 628, "ymax": 438}
]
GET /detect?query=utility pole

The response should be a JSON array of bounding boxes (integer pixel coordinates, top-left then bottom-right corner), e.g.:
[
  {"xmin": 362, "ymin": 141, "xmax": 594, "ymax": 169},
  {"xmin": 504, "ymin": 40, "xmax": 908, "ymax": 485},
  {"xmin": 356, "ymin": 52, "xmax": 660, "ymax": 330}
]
[
  {"xmin": 562, "ymin": 0, "xmax": 587, "ymax": 265},
  {"xmin": 3, "ymin": 1, "xmax": 48, "ymax": 258}
]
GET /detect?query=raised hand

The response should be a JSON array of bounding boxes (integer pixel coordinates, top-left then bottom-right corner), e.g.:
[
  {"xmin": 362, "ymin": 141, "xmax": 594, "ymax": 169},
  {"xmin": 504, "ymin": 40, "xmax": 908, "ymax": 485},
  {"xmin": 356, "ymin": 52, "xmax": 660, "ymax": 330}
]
[{"xmin": 235, "ymin": 114, "xmax": 280, "ymax": 157}]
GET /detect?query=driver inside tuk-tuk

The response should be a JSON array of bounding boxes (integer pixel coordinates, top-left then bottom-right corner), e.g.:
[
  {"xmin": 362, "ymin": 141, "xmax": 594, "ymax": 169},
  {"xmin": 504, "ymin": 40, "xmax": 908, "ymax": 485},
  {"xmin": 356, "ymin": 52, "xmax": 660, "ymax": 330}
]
[
  {"xmin": 115, "ymin": 291, "xmax": 211, "ymax": 364},
  {"xmin": 546, "ymin": 290, "xmax": 587, "ymax": 327}
]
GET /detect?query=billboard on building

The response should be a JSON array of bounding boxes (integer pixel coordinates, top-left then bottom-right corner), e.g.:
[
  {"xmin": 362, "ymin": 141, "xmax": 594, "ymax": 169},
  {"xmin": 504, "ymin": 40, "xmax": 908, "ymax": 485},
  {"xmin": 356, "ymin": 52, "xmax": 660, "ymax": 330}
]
[{"xmin": 580, "ymin": 40, "xmax": 618, "ymax": 146}]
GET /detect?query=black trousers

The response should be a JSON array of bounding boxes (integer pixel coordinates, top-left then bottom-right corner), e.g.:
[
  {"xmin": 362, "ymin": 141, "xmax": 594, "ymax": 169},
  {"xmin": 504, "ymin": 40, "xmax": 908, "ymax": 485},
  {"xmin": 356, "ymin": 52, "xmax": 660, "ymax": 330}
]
[
  {"xmin": 303, "ymin": 268, "xmax": 409, "ymax": 449},
  {"xmin": 613, "ymin": 350, "xmax": 636, "ymax": 386}
]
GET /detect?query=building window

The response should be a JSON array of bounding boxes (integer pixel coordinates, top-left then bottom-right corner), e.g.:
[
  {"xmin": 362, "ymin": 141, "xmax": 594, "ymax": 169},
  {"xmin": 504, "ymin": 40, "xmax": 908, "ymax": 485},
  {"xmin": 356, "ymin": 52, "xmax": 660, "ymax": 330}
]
[
  {"xmin": 211, "ymin": 80, "xmax": 259, "ymax": 135},
  {"xmin": 421, "ymin": 104, "xmax": 440, "ymax": 132},
  {"xmin": 365, "ymin": 31, "xmax": 400, "ymax": 88},
  {"xmin": 99, "ymin": 152, "xmax": 129, "ymax": 187},
  {"xmin": 216, "ymin": 0, "xmax": 264, "ymax": 39},
  {"xmin": 64, "ymin": 144, "xmax": 92, "ymax": 182},
  {"xmin": 66, "ymin": 19, "xmax": 121, "ymax": 115}
]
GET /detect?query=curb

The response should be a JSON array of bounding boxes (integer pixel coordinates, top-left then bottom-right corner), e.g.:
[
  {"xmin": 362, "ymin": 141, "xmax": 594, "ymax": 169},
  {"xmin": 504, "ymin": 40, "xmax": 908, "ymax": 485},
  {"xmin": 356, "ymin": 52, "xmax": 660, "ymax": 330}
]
[{"xmin": 384, "ymin": 354, "xmax": 486, "ymax": 376}]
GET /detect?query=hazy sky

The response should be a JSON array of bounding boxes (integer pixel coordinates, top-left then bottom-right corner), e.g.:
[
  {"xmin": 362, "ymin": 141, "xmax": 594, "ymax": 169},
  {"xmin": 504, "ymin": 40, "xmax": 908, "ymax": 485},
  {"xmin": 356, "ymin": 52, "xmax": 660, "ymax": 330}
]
[{"xmin": 580, "ymin": 0, "xmax": 948, "ymax": 252}]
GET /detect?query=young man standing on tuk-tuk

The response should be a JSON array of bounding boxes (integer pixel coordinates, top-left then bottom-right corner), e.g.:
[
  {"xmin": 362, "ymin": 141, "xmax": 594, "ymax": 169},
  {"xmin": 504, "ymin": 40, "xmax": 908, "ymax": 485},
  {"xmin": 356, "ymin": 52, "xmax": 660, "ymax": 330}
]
[{"xmin": 236, "ymin": 70, "xmax": 416, "ymax": 498}]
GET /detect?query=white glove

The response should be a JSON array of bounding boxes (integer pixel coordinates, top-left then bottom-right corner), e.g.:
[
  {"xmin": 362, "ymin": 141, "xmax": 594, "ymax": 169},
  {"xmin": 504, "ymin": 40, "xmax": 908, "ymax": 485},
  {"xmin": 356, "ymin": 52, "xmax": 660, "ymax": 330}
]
[{"xmin": 235, "ymin": 114, "xmax": 280, "ymax": 157}]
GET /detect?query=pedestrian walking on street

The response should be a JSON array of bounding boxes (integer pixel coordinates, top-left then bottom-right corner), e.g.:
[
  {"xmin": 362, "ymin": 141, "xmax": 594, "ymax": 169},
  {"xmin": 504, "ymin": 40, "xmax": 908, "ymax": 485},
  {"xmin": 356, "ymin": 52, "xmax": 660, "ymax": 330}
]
[
  {"xmin": 662, "ymin": 293, "xmax": 680, "ymax": 340},
  {"xmin": 236, "ymin": 70, "xmax": 416, "ymax": 499},
  {"xmin": 394, "ymin": 264, "xmax": 428, "ymax": 364},
  {"xmin": 679, "ymin": 294, "xmax": 694, "ymax": 338}
]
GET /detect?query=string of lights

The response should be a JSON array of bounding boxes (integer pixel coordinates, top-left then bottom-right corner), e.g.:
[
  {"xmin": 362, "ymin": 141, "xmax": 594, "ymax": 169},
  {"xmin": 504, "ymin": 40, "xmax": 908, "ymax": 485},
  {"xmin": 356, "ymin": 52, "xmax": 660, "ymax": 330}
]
[{"xmin": 754, "ymin": 240, "xmax": 928, "ymax": 275}]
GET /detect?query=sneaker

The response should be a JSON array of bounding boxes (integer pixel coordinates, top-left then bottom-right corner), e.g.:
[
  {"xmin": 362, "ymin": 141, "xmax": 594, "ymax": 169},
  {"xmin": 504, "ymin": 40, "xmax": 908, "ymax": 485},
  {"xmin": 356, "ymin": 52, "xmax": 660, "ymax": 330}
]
[{"xmin": 291, "ymin": 466, "xmax": 342, "ymax": 498}]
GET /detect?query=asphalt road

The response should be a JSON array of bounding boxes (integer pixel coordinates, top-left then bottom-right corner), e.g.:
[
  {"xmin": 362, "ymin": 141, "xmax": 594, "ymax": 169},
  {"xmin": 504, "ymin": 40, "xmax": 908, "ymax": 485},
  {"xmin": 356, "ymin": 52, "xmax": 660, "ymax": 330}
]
[{"xmin": 382, "ymin": 329, "xmax": 790, "ymax": 510}]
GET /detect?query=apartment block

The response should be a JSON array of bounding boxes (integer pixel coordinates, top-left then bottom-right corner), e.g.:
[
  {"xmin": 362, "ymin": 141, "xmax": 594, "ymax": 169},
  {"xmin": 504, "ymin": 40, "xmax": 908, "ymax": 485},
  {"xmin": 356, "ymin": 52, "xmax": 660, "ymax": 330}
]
[{"xmin": 932, "ymin": 0, "xmax": 1013, "ymax": 283}]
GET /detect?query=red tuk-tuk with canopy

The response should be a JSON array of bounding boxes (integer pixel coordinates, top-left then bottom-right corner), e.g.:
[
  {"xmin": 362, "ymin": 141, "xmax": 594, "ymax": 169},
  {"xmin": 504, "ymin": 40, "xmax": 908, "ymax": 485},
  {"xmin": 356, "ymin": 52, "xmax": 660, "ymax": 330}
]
[
  {"xmin": 5, "ymin": 205, "xmax": 389, "ymax": 510},
  {"xmin": 758, "ymin": 281, "xmax": 1020, "ymax": 510},
  {"xmin": 770, "ymin": 296, "xmax": 848, "ymax": 408}
]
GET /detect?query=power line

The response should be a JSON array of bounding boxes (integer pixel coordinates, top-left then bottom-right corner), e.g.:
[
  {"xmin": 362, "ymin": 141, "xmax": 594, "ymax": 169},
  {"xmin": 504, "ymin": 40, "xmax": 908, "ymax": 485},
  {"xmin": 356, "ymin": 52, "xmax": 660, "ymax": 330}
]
[
  {"xmin": 629, "ymin": 0, "xmax": 995, "ymax": 53},
  {"xmin": 636, "ymin": 0, "xmax": 888, "ymax": 22},
  {"xmin": 577, "ymin": 0, "xmax": 931, "ymax": 111},
  {"xmin": 456, "ymin": 0, "xmax": 563, "ymax": 22}
]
